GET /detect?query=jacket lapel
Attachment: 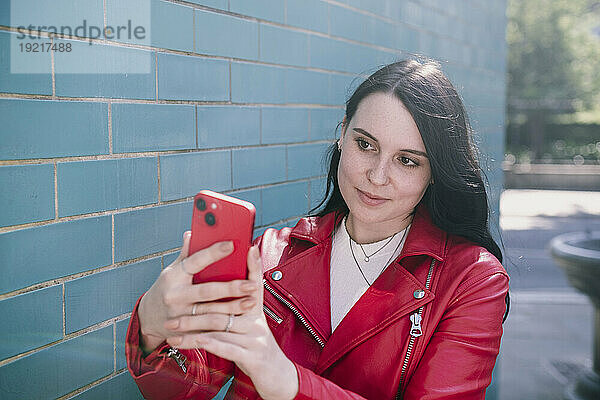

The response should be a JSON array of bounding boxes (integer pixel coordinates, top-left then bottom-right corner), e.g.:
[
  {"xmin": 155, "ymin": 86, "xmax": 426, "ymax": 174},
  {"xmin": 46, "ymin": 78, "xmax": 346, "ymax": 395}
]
[
  {"xmin": 314, "ymin": 258, "xmax": 435, "ymax": 373},
  {"xmin": 263, "ymin": 207, "xmax": 446, "ymax": 373},
  {"xmin": 263, "ymin": 214, "xmax": 337, "ymax": 342}
]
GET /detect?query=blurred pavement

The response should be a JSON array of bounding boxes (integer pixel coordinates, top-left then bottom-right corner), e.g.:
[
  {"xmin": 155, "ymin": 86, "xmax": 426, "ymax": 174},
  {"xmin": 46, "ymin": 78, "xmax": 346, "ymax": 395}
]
[{"xmin": 497, "ymin": 189, "xmax": 600, "ymax": 399}]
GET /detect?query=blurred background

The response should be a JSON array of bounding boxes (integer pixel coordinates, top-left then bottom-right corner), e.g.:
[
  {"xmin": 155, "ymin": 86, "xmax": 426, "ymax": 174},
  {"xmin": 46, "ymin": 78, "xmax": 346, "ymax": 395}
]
[{"xmin": 0, "ymin": 0, "xmax": 598, "ymax": 399}]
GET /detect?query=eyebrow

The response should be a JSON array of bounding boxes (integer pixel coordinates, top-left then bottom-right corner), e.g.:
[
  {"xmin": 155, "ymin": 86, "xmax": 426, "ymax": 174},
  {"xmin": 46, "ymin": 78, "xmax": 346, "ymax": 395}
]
[{"xmin": 352, "ymin": 128, "xmax": 429, "ymax": 158}]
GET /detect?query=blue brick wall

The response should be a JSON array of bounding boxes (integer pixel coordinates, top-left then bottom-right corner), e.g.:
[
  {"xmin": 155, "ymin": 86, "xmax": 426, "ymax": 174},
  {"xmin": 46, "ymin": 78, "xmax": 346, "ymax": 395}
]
[{"xmin": 0, "ymin": 1, "xmax": 507, "ymax": 398}]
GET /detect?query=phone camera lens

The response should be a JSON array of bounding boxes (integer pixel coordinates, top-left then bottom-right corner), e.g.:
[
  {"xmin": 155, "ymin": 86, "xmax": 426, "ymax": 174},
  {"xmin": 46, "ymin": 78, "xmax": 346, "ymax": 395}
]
[
  {"xmin": 196, "ymin": 198, "xmax": 206, "ymax": 211},
  {"xmin": 205, "ymin": 212, "xmax": 216, "ymax": 226}
]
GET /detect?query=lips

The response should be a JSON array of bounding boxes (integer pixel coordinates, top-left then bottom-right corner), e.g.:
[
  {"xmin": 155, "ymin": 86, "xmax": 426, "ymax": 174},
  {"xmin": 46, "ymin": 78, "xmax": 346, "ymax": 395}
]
[{"xmin": 357, "ymin": 189, "xmax": 388, "ymax": 206}]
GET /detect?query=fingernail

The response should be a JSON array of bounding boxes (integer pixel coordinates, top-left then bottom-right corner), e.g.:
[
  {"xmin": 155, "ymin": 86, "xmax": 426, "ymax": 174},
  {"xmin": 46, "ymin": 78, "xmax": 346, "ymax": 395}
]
[
  {"xmin": 184, "ymin": 231, "xmax": 191, "ymax": 239},
  {"xmin": 165, "ymin": 320, "xmax": 179, "ymax": 330},
  {"xmin": 220, "ymin": 241, "xmax": 233, "ymax": 252},
  {"xmin": 169, "ymin": 336, "xmax": 182, "ymax": 345},
  {"xmin": 241, "ymin": 282, "xmax": 255, "ymax": 292}
]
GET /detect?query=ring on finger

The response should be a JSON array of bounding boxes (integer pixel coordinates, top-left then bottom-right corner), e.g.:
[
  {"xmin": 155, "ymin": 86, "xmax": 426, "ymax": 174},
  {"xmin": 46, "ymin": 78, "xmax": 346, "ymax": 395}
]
[
  {"xmin": 181, "ymin": 258, "xmax": 193, "ymax": 275},
  {"xmin": 224, "ymin": 313, "xmax": 234, "ymax": 333},
  {"xmin": 191, "ymin": 303, "xmax": 198, "ymax": 316}
]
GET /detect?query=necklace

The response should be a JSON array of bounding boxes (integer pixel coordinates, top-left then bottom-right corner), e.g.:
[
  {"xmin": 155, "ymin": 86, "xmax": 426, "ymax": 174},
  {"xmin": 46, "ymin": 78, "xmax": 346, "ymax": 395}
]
[
  {"xmin": 347, "ymin": 224, "xmax": 409, "ymax": 286},
  {"xmin": 357, "ymin": 233, "xmax": 396, "ymax": 262}
]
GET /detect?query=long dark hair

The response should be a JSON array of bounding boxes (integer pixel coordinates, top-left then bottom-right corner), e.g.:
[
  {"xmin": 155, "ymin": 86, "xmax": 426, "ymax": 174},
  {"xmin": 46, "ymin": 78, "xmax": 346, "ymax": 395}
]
[{"xmin": 312, "ymin": 59, "xmax": 503, "ymax": 264}]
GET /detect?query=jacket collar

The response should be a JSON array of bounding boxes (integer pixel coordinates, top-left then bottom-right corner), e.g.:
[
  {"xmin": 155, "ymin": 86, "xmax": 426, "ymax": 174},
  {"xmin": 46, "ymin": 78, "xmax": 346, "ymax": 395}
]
[
  {"xmin": 288, "ymin": 204, "xmax": 446, "ymax": 262},
  {"xmin": 264, "ymin": 205, "xmax": 447, "ymax": 372}
]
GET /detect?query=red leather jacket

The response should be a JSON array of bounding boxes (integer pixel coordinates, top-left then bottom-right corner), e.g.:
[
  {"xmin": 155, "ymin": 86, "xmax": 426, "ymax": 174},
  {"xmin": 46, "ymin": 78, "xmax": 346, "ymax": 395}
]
[{"xmin": 126, "ymin": 207, "xmax": 509, "ymax": 399}]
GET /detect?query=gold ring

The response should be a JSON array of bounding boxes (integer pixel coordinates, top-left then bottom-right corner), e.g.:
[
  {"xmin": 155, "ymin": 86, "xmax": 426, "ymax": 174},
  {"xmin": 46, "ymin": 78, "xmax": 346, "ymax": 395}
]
[{"xmin": 224, "ymin": 313, "xmax": 234, "ymax": 333}]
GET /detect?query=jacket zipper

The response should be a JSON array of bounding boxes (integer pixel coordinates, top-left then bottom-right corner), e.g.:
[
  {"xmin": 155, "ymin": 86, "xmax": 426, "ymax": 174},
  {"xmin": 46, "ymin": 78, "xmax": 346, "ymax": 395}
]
[
  {"xmin": 396, "ymin": 259, "xmax": 436, "ymax": 400},
  {"xmin": 166, "ymin": 347, "xmax": 188, "ymax": 373},
  {"xmin": 263, "ymin": 279, "xmax": 326, "ymax": 348},
  {"xmin": 263, "ymin": 304, "xmax": 283, "ymax": 324}
]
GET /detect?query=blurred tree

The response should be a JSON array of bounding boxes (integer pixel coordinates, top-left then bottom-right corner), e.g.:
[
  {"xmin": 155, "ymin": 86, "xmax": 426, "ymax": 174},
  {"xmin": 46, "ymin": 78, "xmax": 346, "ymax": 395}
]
[{"xmin": 507, "ymin": 0, "xmax": 600, "ymax": 159}]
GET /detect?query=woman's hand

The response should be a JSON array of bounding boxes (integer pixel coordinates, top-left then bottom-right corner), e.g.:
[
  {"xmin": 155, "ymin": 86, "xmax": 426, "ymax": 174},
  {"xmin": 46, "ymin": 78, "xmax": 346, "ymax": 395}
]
[
  {"xmin": 137, "ymin": 231, "xmax": 258, "ymax": 353},
  {"xmin": 164, "ymin": 245, "xmax": 300, "ymax": 400}
]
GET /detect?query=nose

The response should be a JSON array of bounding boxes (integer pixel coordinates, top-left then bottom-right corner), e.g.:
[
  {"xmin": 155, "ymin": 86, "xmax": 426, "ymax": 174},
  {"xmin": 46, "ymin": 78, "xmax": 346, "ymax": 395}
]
[{"xmin": 367, "ymin": 158, "xmax": 390, "ymax": 185}]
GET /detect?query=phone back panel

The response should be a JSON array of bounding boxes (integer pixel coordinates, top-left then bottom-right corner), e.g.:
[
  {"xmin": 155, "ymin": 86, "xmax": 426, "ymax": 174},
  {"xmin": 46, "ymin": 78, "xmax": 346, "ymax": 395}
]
[{"xmin": 190, "ymin": 190, "xmax": 256, "ymax": 284}]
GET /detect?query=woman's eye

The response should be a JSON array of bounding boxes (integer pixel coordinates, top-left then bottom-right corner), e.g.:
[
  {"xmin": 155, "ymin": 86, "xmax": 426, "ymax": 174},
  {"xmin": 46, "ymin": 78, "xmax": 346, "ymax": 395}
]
[
  {"xmin": 399, "ymin": 156, "xmax": 417, "ymax": 166},
  {"xmin": 356, "ymin": 138, "xmax": 372, "ymax": 150}
]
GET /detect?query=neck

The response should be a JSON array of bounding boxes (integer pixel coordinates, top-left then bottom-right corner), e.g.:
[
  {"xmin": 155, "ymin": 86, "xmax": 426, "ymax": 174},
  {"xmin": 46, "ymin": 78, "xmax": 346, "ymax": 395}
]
[{"xmin": 345, "ymin": 213, "xmax": 413, "ymax": 244}]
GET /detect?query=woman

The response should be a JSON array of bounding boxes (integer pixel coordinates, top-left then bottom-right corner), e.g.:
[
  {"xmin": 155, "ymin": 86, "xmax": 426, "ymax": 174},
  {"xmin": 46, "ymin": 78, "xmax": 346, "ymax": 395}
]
[{"xmin": 126, "ymin": 59, "xmax": 510, "ymax": 399}]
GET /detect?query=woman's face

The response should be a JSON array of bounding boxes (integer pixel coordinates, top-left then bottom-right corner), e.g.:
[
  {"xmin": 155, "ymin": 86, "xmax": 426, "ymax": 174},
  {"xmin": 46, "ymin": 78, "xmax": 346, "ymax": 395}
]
[{"xmin": 338, "ymin": 92, "xmax": 432, "ymax": 242}]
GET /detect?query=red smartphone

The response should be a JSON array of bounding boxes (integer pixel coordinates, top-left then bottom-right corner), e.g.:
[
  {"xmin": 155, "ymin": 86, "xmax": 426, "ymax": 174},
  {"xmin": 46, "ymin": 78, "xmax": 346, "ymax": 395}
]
[{"xmin": 190, "ymin": 190, "xmax": 256, "ymax": 285}]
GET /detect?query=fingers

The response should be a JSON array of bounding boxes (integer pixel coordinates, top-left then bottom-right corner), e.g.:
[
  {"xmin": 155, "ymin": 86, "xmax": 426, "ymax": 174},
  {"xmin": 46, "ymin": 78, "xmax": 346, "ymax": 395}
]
[
  {"xmin": 177, "ymin": 279, "xmax": 256, "ymax": 303},
  {"xmin": 167, "ymin": 332, "xmax": 250, "ymax": 359},
  {"xmin": 178, "ymin": 231, "xmax": 192, "ymax": 260},
  {"xmin": 165, "ymin": 312, "xmax": 253, "ymax": 334},
  {"xmin": 246, "ymin": 246, "xmax": 264, "ymax": 311},
  {"xmin": 179, "ymin": 241, "xmax": 234, "ymax": 276},
  {"xmin": 188, "ymin": 296, "xmax": 256, "ymax": 318}
]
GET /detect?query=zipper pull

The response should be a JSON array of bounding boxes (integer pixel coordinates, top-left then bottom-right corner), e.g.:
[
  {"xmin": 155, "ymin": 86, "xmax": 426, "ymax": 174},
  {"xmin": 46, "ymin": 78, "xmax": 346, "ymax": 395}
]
[
  {"xmin": 409, "ymin": 313, "xmax": 423, "ymax": 337},
  {"xmin": 167, "ymin": 347, "xmax": 188, "ymax": 373}
]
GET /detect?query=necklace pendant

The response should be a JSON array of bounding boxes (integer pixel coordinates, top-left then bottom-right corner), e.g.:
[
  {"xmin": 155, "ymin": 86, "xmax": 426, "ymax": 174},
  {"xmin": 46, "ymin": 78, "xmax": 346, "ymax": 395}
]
[{"xmin": 364, "ymin": 256, "xmax": 370, "ymax": 262}]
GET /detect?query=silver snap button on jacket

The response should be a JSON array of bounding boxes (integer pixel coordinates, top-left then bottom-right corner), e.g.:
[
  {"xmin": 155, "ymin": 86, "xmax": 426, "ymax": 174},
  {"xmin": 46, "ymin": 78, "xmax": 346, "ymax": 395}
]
[
  {"xmin": 271, "ymin": 271, "xmax": 283, "ymax": 281},
  {"xmin": 413, "ymin": 289, "xmax": 425, "ymax": 299}
]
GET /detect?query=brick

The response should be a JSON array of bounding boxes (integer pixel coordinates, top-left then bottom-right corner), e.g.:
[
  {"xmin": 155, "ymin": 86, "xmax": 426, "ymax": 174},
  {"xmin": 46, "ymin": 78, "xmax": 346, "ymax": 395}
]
[
  {"xmin": 231, "ymin": 62, "xmax": 286, "ymax": 104},
  {"xmin": 149, "ymin": 0, "xmax": 193, "ymax": 51},
  {"xmin": 259, "ymin": 24, "xmax": 308, "ymax": 67},
  {"xmin": 58, "ymin": 157, "xmax": 158, "ymax": 217},
  {"xmin": 287, "ymin": 142, "xmax": 329, "ymax": 180},
  {"xmin": 0, "ymin": 31, "xmax": 52, "ymax": 94},
  {"xmin": 115, "ymin": 319, "xmax": 130, "ymax": 371},
  {"xmin": 112, "ymin": 103, "xmax": 196, "ymax": 153},
  {"xmin": 0, "ymin": 216, "xmax": 112, "ymax": 294},
  {"xmin": 309, "ymin": 177, "xmax": 327, "ymax": 211},
  {"xmin": 0, "ymin": 285, "xmax": 63, "ymax": 360},
  {"xmin": 232, "ymin": 146, "xmax": 286, "ymax": 188},
  {"xmin": 160, "ymin": 150, "xmax": 232, "ymax": 201},
  {"xmin": 262, "ymin": 182, "xmax": 308, "ymax": 225},
  {"xmin": 231, "ymin": 188, "xmax": 262, "ymax": 226},
  {"xmin": 329, "ymin": 5, "xmax": 376, "ymax": 45},
  {"xmin": 285, "ymin": 68, "xmax": 336, "ymax": 105},
  {"xmin": 331, "ymin": 73, "xmax": 355, "ymax": 106},
  {"xmin": 0, "ymin": 326, "xmax": 113, "ymax": 400},
  {"xmin": 55, "ymin": 41, "xmax": 155, "ymax": 99},
  {"xmin": 0, "ymin": 98, "xmax": 108, "ymax": 160},
  {"xmin": 195, "ymin": 10, "xmax": 258, "ymax": 60},
  {"xmin": 309, "ymin": 34, "xmax": 396, "ymax": 74},
  {"xmin": 400, "ymin": 2, "xmax": 423, "ymax": 27},
  {"xmin": 345, "ymin": 0, "xmax": 402, "ymax": 18},
  {"xmin": 185, "ymin": 0, "xmax": 227, "ymax": 9},
  {"xmin": 107, "ymin": 0, "xmax": 193, "ymax": 51},
  {"xmin": 286, "ymin": 0, "xmax": 328, "ymax": 34},
  {"xmin": 197, "ymin": 106, "xmax": 260, "ymax": 148},
  {"xmin": 104, "ymin": 0, "xmax": 152, "ymax": 47},
  {"xmin": 162, "ymin": 252, "xmax": 180, "ymax": 269},
  {"xmin": 6, "ymin": 0, "xmax": 103, "ymax": 36},
  {"xmin": 70, "ymin": 371, "xmax": 143, "ymax": 400},
  {"xmin": 0, "ymin": 164, "xmax": 54, "ymax": 227},
  {"xmin": 114, "ymin": 201, "xmax": 192, "ymax": 262},
  {"xmin": 310, "ymin": 108, "xmax": 343, "ymax": 141},
  {"xmin": 230, "ymin": 0, "xmax": 285, "ymax": 23},
  {"xmin": 262, "ymin": 107, "xmax": 309, "ymax": 144},
  {"xmin": 157, "ymin": 53, "xmax": 229, "ymax": 101},
  {"xmin": 65, "ymin": 258, "xmax": 161, "ymax": 333}
]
